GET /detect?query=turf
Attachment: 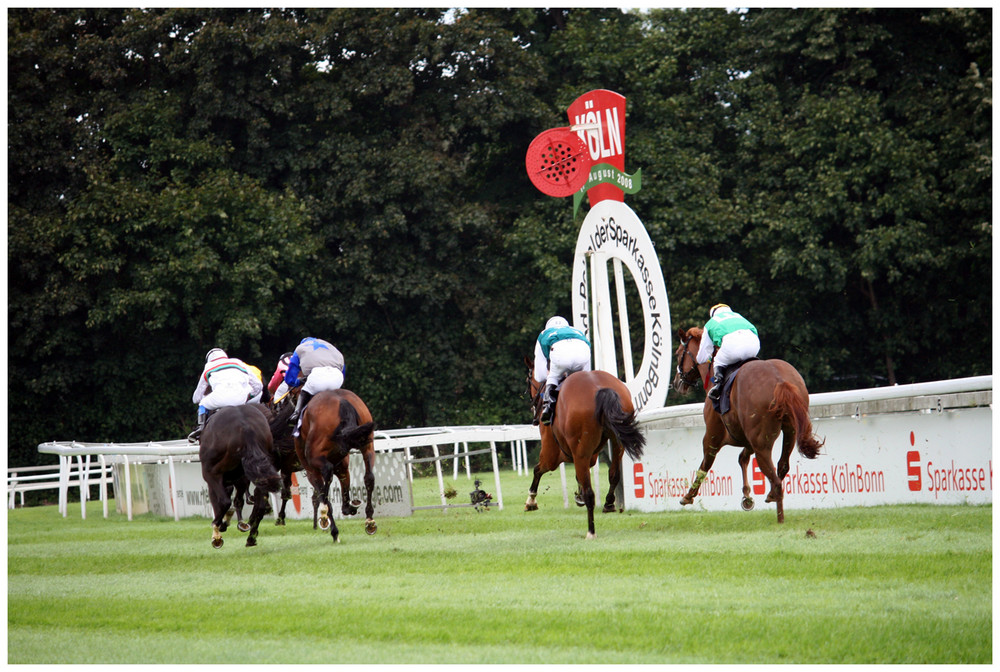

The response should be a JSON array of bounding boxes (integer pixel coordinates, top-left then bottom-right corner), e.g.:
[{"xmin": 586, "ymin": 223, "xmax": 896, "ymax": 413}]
[{"xmin": 6, "ymin": 470, "xmax": 992, "ymax": 664}]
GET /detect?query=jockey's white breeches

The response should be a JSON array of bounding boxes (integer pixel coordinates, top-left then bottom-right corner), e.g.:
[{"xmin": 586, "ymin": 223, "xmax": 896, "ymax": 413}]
[
  {"xmin": 200, "ymin": 371, "xmax": 252, "ymax": 411},
  {"xmin": 546, "ymin": 338, "xmax": 592, "ymax": 388},
  {"xmin": 302, "ymin": 366, "xmax": 344, "ymax": 394},
  {"xmin": 714, "ymin": 329, "xmax": 761, "ymax": 368}
]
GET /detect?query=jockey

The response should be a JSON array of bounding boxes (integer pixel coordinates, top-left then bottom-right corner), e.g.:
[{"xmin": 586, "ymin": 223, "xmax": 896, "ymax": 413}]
[
  {"xmin": 697, "ymin": 304, "xmax": 760, "ymax": 401},
  {"xmin": 533, "ymin": 316, "xmax": 592, "ymax": 426},
  {"xmin": 285, "ymin": 337, "xmax": 346, "ymax": 430},
  {"xmin": 267, "ymin": 352, "xmax": 293, "ymax": 403},
  {"xmin": 188, "ymin": 348, "xmax": 263, "ymax": 442}
]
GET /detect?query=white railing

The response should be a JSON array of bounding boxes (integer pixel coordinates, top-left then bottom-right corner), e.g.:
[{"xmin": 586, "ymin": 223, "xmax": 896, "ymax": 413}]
[{"xmin": 34, "ymin": 427, "xmax": 542, "ymax": 520}]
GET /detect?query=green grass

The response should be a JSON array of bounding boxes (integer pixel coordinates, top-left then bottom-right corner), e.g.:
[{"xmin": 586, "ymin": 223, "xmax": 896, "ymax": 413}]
[{"xmin": 7, "ymin": 469, "xmax": 992, "ymax": 664}]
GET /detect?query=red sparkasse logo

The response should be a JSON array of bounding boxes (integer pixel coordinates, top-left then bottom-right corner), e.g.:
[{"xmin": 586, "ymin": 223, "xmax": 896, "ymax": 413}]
[
  {"xmin": 907, "ymin": 450, "xmax": 922, "ymax": 492},
  {"xmin": 633, "ymin": 462, "xmax": 644, "ymax": 497}
]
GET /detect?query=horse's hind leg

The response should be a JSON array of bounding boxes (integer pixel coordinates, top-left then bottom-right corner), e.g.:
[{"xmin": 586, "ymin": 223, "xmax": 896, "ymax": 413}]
[
  {"xmin": 362, "ymin": 449, "xmax": 377, "ymax": 535},
  {"xmin": 574, "ymin": 458, "xmax": 597, "ymax": 540},
  {"xmin": 755, "ymin": 448, "xmax": 784, "ymax": 523},
  {"xmin": 738, "ymin": 447, "xmax": 755, "ymax": 510},
  {"xmin": 603, "ymin": 442, "xmax": 624, "ymax": 513},
  {"xmin": 245, "ymin": 485, "xmax": 270, "ymax": 547},
  {"xmin": 335, "ymin": 459, "xmax": 359, "ymax": 517},
  {"xmin": 204, "ymin": 477, "xmax": 232, "ymax": 549},
  {"xmin": 275, "ymin": 472, "xmax": 292, "ymax": 526}
]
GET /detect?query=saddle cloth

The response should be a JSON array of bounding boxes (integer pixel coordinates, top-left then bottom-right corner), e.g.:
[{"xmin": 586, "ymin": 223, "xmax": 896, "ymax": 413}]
[{"xmin": 711, "ymin": 358, "xmax": 760, "ymax": 415}]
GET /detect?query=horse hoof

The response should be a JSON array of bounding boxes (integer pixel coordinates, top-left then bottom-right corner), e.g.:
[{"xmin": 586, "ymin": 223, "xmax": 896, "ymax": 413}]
[
  {"xmin": 351, "ymin": 499, "xmax": 361, "ymax": 508},
  {"xmin": 212, "ymin": 538, "xmax": 224, "ymax": 549},
  {"xmin": 275, "ymin": 518, "xmax": 285, "ymax": 527},
  {"xmin": 602, "ymin": 503, "xmax": 615, "ymax": 514},
  {"xmin": 574, "ymin": 496, "xmax": 585, "ymax": 508},
  {"xmin": 318, "ymin": 516, "xmax": 331, "ymax": 531},
  {"xmin": 238, "ymin": 521, "xmax": 251, "ymax": 532},
  {"xmin": 524, "ymin": 502, "xmax": 538, "ymax": 512},
  {"xmin": 246, "ymin": 494, "xmax": 255, "ymax": 505},
  {"xmin": 679, "ymin": 496, "xmax": 693, "ymax": 506},
  {"xmin": 365, "ymin": 519, "xmax": 377, "ymax": 535},
  {"xmin": 585, "ymin": 531, "xmax": 596, "ymax": 540},
  {"xmin": 741, "ymin": 497, "xmax": 755, "ymax": 511},
  {"xmin": 246, "ymin": 537, "xmax": 257, "ymax": 547}
]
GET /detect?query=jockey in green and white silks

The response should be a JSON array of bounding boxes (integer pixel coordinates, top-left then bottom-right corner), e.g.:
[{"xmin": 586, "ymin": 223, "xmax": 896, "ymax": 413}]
[
  {"xmin": 697, "ymin": 304, "xmax": 760, "ymax": 401},
  {"xmin": 188, "ymin": 348, "xmax": 263, "ymax": 442},
  {"xmin": 533, "ymin": 316, "xmax": 592, "ymax": 425}
]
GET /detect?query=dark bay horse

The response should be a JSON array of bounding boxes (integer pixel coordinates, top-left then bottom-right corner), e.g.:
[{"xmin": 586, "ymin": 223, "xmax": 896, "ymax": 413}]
[
  {"xmin": 672, "ymin": 327, "xmax": 824, "ymax": 523},
  {"xmin": 294, "ymin": 389, "xmax": 377, "ymax": 542},
  {"xmin": 199, "ymin": 404, "xmax": 282, "ymax": 548},
  {"xmin": 523, "ymin": 358, "xmax": 646, "ymax": 539}
]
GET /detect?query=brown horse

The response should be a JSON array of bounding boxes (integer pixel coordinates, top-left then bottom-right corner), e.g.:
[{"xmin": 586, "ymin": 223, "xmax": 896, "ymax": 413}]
[
  {"xmin": 523, "ymin": 358, "xmax": 646, "ymax": 539},
  {"xmin": 199, "ymin": 404, "xmax": 282, "ymax": 548},
  {"xmin": 294, "ymin": 389, "xmax": 378, "ymax": 542},
  {"xmin": 672, "ymin": 327, "xmax": 824, "ymax": 523}
]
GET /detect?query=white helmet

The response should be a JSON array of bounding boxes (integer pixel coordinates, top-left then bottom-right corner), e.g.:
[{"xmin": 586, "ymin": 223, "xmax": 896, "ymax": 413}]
[
  {"xmin": 545, "ymin": 316, "xmax": 569, "ymax": 330},
  {"xmin": 710, "ymin": 303, "xmax": 730, "ymax": 318},
  {"xmin": 205, "ymin": 348, "xmax": 227, "ymax": 362}
]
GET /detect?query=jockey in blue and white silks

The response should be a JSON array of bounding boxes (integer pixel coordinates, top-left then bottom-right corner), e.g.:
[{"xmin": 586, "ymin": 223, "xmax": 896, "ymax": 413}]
[
  {"xmin": 533, "ymin": 316, "xmax": 592, "ymax": 425},
  {"xmin": 697, "ymin": 304, "xmax": 760, "ymax": 401},
  {"xmin": 188, "ymin": 348, "xmax": 263, "ymax": 442},
  {"xmin": 285, "ymin": 337, "xmax": 346, "ymax": 431}
]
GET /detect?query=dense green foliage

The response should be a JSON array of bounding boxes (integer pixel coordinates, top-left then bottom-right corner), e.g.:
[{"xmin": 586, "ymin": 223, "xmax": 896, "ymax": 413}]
[
  {"xmin": 9, "ymin": 9, "xmax": 991, "ymax": 464},
  {"xmin": 7, "ymin": 489, "xmax": 992, "ymax": 663}
]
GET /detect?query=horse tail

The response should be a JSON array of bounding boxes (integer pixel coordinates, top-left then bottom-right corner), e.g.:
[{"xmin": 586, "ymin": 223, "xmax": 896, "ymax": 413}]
[
  {"xmin": 240, "ymin": 424, "xmax": 282, "ymax": 493},
  {"xmin": 594, "ymin": 388, "xmax": 646, "ymax": 461},
  {"xmin": 333, "ymin": 400, "xmax": 376, "ymax": 454},
  {"xmin": 769, "ymin": 382, "xmax": 824, "ymax": 459}
]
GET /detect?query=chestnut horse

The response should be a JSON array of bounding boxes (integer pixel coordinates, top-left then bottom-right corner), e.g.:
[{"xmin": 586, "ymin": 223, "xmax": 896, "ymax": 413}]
[
  {"xmin": 199, "ymin": 404, "xmax": 282, "ymax": 548},
  {"xmin": 523, "ymin": 358, "xmax": 646, "ymax": 539},
  {"xmin": 672, "ymin": 327, "xmax": 824, "ymax": 522},
  {"xmin": 294, "ymin": 389, "xmax": 377, "ymax": 542}
]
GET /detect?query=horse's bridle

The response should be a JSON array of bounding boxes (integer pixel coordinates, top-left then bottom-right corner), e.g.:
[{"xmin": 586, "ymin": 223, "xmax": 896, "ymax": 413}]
[
  {"xmin": 675, "ymin": 333, "xmax": 702, "ymax": 389},
  {"xmin": 525, "ymin": 370, "xmax": 542, "ymax": 418}
]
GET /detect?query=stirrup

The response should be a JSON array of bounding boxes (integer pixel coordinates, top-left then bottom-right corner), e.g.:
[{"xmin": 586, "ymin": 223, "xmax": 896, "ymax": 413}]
[
  {"xmin": 708, "ymin": 385, "xmax": 722, "ymax": 401},
  {"xmin": 187, "ymin": 428, "xmax": 201, "ymax": 443}
]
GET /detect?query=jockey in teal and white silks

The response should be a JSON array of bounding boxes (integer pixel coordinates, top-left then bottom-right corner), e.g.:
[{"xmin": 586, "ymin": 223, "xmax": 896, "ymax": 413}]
[
  {"xmin": 188, "ymin": 348, "xmax": 263, "ymax": 442},
  {"xmin": 697, "ymin": 304, "xmax": 760, "ymax": 401},
  {"xmin": 533, "ymin": 316, "xmax": 592, "ymax": 425},
  {"xmin": 285, "ymin": 337, "xmax": 346, "ymax": 432}
]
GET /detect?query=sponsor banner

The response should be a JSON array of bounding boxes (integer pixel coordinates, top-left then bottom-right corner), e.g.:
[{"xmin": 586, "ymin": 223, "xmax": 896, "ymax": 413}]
[
  {"xmin": 129, "ymin": 452, "xmax": 412, "ymax": 519},
  {"xmin": 572, "ymin": 200, "xmax": 671, "ymax": 412},
  {"xmin": 627, "ymin": 405, "xmax": 992, "ymax": 512}
]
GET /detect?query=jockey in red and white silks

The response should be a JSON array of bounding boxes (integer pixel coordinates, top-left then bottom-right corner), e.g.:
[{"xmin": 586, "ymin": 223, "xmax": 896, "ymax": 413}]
[{"xmin": 188, "ymin": 348, "xmax": 263, "ymax": 441}]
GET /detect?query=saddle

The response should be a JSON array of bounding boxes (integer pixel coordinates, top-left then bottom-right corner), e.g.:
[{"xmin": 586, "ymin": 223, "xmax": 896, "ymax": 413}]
[{"xmin": 711, "ymin": 358, "xmax": 759, "ymax": 415}]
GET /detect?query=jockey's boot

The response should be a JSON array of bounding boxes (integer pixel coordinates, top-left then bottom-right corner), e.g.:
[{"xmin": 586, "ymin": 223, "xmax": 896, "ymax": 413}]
[
  {"xmin": 708, "ymin": 365, "xmax": 727, "ymax": 401},
  {"xmin": 187, "ymin": 413, "xmax": 205, "ymax": 443},
  {"xmin": 539, "ymin": 384, "xmax": 558, "ymax": 426},
  {"xmin": 288, "ymin": 391, "xmax": 313, "ymax": 425}
]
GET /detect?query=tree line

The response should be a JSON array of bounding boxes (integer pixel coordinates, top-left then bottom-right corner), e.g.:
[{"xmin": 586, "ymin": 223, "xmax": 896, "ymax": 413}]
[{"xmin": 8, "ymin": 8, "xmax": 991, "ymax": 466}]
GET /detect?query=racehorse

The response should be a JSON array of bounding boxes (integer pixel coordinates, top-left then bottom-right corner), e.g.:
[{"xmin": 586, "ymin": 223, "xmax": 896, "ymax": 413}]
[
  {"xmin": 294, "ymin": 389, "xmax": 378, "ymax": 542},
  {"xmin": 672, "ymin": 327, "xmax": 824, "ymax": 523},
  {"xmin": 523, "ymin": 357, "xmax": 646, "ymax": 539},
  {"xmin": 199, "ymin": 404, "xmax": 282, "ymax": 548}
]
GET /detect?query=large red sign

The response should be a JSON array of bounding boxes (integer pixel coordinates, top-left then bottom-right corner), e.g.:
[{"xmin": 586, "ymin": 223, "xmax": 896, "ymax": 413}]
[{"xmin": 566, "ymin": 89, "xmax": 627, "ymax": 207}]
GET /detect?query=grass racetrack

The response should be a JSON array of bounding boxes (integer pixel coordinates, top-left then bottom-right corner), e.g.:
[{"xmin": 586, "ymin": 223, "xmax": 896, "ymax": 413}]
[{"xmin": 7, "ymin": 469, "xmax": 992, "ymax": 664}]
